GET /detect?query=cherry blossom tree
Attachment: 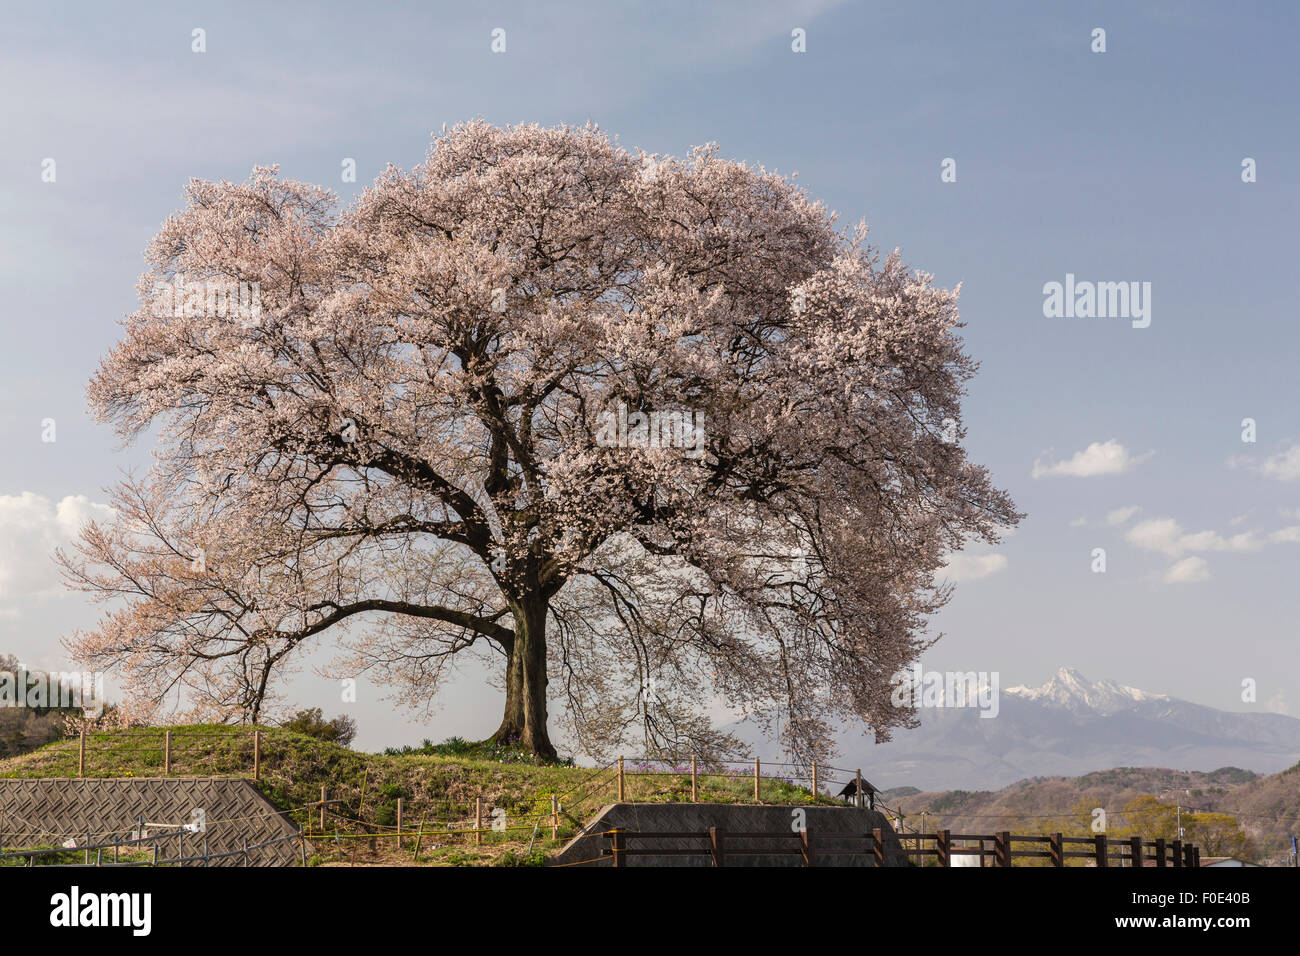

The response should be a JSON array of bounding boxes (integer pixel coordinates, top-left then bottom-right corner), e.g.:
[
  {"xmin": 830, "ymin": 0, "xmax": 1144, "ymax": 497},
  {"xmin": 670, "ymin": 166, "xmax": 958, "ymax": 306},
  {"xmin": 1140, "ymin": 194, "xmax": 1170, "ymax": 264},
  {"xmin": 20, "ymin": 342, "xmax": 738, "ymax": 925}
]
[{"xmin": 61, "ymin": 121, "xmax": 1020, "ymax": 761}]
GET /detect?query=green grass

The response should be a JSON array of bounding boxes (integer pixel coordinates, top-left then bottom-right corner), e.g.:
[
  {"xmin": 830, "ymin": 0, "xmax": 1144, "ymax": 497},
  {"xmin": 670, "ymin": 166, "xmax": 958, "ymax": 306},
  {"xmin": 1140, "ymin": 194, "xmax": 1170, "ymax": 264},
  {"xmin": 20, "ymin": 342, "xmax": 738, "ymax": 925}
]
[
  {"xmin": 1, "ymin": 845, "xmax": 156, "ymax": 866},
  {"xmin": 0, "ymin": 726, "xmax": 833, "ymax": 865}
]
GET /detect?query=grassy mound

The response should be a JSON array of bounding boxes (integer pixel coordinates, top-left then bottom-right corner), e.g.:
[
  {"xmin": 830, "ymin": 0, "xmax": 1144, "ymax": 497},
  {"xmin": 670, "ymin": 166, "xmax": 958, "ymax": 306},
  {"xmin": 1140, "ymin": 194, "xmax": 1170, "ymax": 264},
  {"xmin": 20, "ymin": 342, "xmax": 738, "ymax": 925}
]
[{"xmin": 0, "ymin": 726, "xmax": 827, "ymax": 865}]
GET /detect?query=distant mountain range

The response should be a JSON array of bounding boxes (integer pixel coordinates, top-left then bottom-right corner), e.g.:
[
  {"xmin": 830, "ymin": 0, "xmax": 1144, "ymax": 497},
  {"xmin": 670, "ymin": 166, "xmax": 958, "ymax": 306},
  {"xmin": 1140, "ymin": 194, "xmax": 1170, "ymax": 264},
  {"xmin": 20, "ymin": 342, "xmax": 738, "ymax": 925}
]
[{"xmin": 739, "ymin": 667, "xmax": 1300, "ymax": 792}]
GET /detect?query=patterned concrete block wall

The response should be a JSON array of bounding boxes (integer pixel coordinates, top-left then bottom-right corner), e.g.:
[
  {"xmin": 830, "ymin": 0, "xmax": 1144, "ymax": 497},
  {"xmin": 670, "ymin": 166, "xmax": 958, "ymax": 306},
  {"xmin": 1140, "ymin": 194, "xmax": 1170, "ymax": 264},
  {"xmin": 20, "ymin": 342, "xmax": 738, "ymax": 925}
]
[{"xmin": 0, "ymin": 777, "xmax": 304, "ymax": 866}]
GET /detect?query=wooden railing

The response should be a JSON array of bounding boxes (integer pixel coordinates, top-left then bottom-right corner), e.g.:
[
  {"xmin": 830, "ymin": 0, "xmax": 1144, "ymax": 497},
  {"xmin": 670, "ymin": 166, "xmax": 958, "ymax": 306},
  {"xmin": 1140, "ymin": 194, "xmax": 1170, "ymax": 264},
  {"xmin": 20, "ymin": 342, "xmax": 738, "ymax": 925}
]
[{"xmin": 597, "ymin": 827, "xmax": 1201, "ymax": 867}]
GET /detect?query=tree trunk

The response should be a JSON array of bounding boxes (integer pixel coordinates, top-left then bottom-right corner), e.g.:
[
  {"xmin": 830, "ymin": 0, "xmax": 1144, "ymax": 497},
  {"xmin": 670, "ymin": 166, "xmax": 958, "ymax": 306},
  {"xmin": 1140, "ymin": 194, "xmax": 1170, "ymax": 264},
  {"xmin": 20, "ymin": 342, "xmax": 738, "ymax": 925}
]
[
  {"xmin": 489, "ymin": 597, "xmax": 556, "ymax": 760},
  {"xmin": 490, "ymin": 640, "xmax": 526, "ymax": 744}
]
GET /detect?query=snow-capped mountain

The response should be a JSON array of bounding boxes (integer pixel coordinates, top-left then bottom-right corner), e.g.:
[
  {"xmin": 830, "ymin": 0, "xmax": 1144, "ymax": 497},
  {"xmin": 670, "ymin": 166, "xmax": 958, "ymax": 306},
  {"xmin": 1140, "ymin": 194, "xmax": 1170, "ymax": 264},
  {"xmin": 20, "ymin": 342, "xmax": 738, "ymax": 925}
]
[
  {"xmin": 1004, "ymin": 666, "xmax": 1169, "ymax": 715},
  {"xmin": 735, "ymin": 668, "xmax": 1300, "ymax": 792}
]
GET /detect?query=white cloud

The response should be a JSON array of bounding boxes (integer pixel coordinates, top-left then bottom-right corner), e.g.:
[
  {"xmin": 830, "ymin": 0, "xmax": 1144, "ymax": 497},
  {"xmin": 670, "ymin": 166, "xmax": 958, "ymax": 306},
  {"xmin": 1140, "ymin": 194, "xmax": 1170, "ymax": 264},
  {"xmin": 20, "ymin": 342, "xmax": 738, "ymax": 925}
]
[
  {"xmin": 0, "ymin": 492, "xmax": 114, "ymax": 602},
  {"xmin": 1105, "ymin": 506, "xmax": 1141, "ymax": 527},
  {"xmin": 1258, "ymin": 443, "xmax": 1300, "ymax": 481},
  {"xmin": 940, "ymin": 553, "xmax": 1008, "ymax": 582},
  {"xmin": 1229, "ymin": 442, "xmax": 1300, "ymax": 482},
  {"xmin": 1163, "ymin": 556, "xmax": 1209, "ymax": 584},
  {"xmin": 1126, "ymin": 517, "xmax": 1263, "ymax": 557},
  {"xmin": 1032, "ymin": 440, "xmax": 1152, "ymax": 479}
]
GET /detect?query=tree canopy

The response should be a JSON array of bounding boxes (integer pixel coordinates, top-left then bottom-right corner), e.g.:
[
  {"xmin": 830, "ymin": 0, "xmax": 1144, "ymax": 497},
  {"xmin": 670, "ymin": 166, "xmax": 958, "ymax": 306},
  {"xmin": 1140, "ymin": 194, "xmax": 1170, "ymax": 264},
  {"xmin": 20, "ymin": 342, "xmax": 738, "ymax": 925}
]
[{"xmin": 61, "ymin": 121, "xmax": 1020, "ymax": 761}]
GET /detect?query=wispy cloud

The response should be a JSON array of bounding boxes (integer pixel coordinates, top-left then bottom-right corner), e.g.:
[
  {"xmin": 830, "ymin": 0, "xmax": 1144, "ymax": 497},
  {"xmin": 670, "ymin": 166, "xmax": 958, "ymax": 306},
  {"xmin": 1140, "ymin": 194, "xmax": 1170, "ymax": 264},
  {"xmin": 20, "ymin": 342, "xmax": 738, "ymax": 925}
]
[
  {"xmin": 1105, "ymin": 505, "xmax": 1141, "ymax": 527},
  {"xmin": 1163, "ymin": 556, "xmax": 1209, "ymax": 584},
  {"xmin": 1032, "ymin": 440, "xmax": 1152, "ymax": 479},
  {"xmin": 1125, "ymin": 517, "xmax": 1263, "ymax": 557},
  {"xmin": 1229, "ymin": 441, "xmax": 1300, "ymax": 482},
  {"xmin": 940, "ymin": 553, "xmax": 1008, "ymax": 582}
]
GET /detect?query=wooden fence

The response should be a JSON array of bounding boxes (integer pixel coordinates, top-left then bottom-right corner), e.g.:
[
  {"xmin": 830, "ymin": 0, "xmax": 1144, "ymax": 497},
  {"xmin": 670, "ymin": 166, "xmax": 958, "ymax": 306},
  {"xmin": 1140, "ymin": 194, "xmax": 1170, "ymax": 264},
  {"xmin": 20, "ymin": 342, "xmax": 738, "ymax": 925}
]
[
  {"xmin": 62, "ymin": 734, "xmax": 879, "ymax": 811},
  {"xmin": 597, "ymin": 827, "xmax": 1202, "ymax": 867},
  {"xmin": 69, "ymin": 728, "xmax": 268, "ymax": 779}
]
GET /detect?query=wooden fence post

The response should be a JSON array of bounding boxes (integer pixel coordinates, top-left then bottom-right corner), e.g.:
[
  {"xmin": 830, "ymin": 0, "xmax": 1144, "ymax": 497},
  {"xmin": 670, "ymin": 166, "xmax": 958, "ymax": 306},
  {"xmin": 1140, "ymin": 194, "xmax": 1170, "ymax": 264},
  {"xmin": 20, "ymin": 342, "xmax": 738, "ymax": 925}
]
[
  {"xmin": 995, "ymin": 830, "xmax": 1011, "ymax": 867},
  {"xmin": 937, "ymin": 828, "xmax": 951, "ymax": 867},
  {"xmin": 412, "ymin": 814, "xmax": 427, "ymax": 862},
  {"xmin": 1095, "ymin": 833, "xmax": 1108, "ymax": 867},
  {"xmin": 800, "ymin": 828, "xmax": 814, "ymax": 867},
  {"xmin": 872, "ymin": 827, "xmax": 885, "ymax": 867},
  {"xmin": 617, "ymin": 756, "xmax": 625, "ymax": 802},
  {"xmin": 855, "ymin": 769, "xmax": 863, "ymax": 808},
  {"xmin": 79, "ymin": 729, "xmax": 86, "ymax": 778},
  {"xmin": 1154, "ymin": 837, "xmax": 1167, "ymax": 867},
  {"xmin": 164, "ymin": 730, "xmax": 171, "ymax": 776},
  {"xmin": 708, "ymin": 826, "xmax": 724, "ymax": 867},
  {"xmin": 1130, "ymin": 835, "xmax": 1143, "ymax": 868},
  {"xmin": 320, "ymin": 786, "xmax": 326, "ymax": 833},
  {"xmin": 690, "ymin": 756, "xmax": 697, "ymax": 802},
  {"xmin": 475, "ymin": 796, "xmax": 483, "ymax": 846},
  {"xmin": 396, "ymin": 798, "xmax": 403, "ymax": 850},
  {"xmin": 1049, "ymin": 832, "xmax": 1063, "ymax": 867},
  {"xmin": 1171, "ymin": 839, "xmax": 1182, "ymax": 868},
  {"xmin": 754, "ymin": 758, "xmax": 760, "ymax": 802},
  {"xmin": 610, "ymin": 828, "xmax": 626, "ymax": 868},
  {"xmin": 253, "ymin": 729, "xmax": 260, "ymax": 780}
]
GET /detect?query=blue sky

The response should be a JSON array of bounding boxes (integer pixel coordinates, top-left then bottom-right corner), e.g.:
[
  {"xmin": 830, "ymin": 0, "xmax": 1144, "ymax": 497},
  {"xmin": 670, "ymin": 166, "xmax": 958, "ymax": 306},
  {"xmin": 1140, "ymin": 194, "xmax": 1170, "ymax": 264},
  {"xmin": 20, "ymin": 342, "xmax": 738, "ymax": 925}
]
[{"xmin": 2, "ymin": 1, "xmax": 1297, "ymax": 750}]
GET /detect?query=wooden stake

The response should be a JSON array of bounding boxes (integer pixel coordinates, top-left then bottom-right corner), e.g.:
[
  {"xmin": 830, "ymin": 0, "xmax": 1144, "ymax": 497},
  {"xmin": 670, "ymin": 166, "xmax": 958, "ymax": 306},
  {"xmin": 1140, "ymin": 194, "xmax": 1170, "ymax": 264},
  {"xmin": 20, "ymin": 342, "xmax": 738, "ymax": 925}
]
[
  {"xmin": 811, "ymin": 760, "xmax": 817, "ymax": 800},
  {"xmin": 550, "ymin": 795, "xmax": 558, "ymax": 840},
  {"xmin": 320, "ymin": 786, "xmax": 326, "ymax": 832},
  {"xmin": 617, "ymin": 756, "xmax": 625, "ymax": 802},
  {"xmin": 855, "ymin": 769, "xmax": 863, "ymax": 808},
  {"xmin": 412, "ymin": 814, "xmax": 427, "ymax": 862},
  {"xmin": 690, "ymin": 756, "xmax": 697, "ymax": 802},
  {"xmin": 754, "ymin": 758, "xmax": 760, "ymax": 802}
]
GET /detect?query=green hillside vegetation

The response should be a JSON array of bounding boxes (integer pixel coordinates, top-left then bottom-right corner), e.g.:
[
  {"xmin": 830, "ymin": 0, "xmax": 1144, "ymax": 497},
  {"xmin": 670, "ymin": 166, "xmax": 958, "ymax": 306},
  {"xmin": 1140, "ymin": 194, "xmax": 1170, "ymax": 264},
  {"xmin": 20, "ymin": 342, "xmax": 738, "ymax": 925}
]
[
  {"xmin": 891, "ymin": 763, "xmax": 1296, "ymax": 865},
  {"xmin": 0, "ymin": 726, "xmax": 830, "ymax": 866}
]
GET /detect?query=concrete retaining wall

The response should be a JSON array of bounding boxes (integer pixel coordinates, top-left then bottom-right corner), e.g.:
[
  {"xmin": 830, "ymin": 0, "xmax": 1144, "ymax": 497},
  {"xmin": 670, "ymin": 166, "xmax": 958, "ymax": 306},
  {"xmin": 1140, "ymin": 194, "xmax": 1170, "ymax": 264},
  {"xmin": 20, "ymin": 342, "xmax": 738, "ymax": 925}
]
[{"xmin": 550, "ymin": 803, "xmax": 909, "ymax": 867}]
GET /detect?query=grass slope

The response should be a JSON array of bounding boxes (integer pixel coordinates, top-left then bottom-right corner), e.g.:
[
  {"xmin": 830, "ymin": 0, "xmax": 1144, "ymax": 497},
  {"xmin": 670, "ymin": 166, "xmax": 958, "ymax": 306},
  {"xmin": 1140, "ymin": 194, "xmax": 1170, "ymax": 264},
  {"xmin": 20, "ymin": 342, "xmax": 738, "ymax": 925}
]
[{"xmin": 0, "ymin": 726, "xmax": 826, "ymax": 866}]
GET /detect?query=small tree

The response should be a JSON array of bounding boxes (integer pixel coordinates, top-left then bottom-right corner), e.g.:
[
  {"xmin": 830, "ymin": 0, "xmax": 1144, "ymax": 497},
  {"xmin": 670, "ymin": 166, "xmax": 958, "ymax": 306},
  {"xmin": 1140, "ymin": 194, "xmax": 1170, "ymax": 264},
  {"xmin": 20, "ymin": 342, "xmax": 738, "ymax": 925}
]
[
  {"xmin": 279, "ymin": 707, "xmax": 357, "ymax": 748},
  {"xmin": 60, "ymin": 122, "xmax": 1020, "ymax": 760}
]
